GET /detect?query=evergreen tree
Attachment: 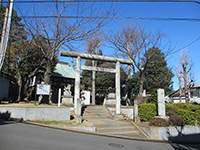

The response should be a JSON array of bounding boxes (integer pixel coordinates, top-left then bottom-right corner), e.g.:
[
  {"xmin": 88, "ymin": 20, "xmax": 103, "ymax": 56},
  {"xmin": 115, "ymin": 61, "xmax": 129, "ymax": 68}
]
[
  {"xmin": 144, "ymin": 47, "xmax": 174, "ymax": 103},
  {"xmin": 81, "ymin": 59, "xmax": 127, "ymax": 104},
  {"xmin": 95, "ymin": 62, "xmax": 127, "ymax": 96},
  {"xmin": 127, "ymin": 47, "xmax": 174, "ymax": 103},
  {"xmin": 0, "ymin": 5, "xmax": 25, "ymax": 41}
]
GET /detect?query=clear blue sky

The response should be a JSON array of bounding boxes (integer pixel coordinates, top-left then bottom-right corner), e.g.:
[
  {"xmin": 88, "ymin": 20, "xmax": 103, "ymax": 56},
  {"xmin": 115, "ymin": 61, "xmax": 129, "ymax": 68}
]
[
  {"xmin": 96, "ymin": 2, "xmax": 200, "ymax": 90},
  {"xmin": 112, "ymin": 2, "xmax": 200, "ymax": 90},
  {"xmin": 13, "ymin": 1, "xmax": 200, "ymax": 90}
]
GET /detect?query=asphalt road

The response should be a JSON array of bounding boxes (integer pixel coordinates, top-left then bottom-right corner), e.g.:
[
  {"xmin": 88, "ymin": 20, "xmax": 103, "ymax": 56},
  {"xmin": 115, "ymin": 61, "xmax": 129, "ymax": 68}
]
[{"xmin": 0, "ymin": 119, "xmax": 200, "ymax": 150}]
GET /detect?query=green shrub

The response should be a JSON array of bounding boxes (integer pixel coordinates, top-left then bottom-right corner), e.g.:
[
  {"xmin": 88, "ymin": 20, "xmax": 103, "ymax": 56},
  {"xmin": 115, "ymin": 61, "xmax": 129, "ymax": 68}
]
[
  {"xmin": 195, "ymin": 110, "xmax": 200, "ymax": 126},
  {"xmin": 174, "ymin": 103, "xmax": 190, "ymax": 110},
  {"xmin": 167, "ymin": 107, "xmax": 179, "ymax": 117},
  {"xmin": 176, "ymin": 109, "xmax": 197, "ymax": 125},
  {"xmin": 138, "ymin": 102, "xmax": 199, "ymax": 126},
  {"xmin": 149, "ymin": 118, "xmax": 169, "ymax": 127},
  {"xmin": 138, "ymin": 103, "xmax": 157, "ymax": 121},
  {"xmin": 169, "ymin": 115, "xmax": 185, "ymax": 127},
  {"xmin": 165, "ymin": 103, "xmax": 176, "ymax": 115},
  {"xmin": 174, "ymin": 103, "xmax": 200, "ymax": 112},
  {"xmin": 147, "ymin": 90, "xmax": 157, "ymax": 103}
]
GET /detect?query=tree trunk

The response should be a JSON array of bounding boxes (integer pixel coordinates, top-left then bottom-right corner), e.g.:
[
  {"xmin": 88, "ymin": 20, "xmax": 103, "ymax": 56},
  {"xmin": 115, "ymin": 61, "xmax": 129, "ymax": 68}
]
[
  {"xmin": 17, "ymin": 76, "xmax": 22, "ymax": 101},
  {"xmin": 139, "ymin": 70, "xmax": 145, "ymax": 96},
  {"xmin": 44, "ymin": 58, "xmax": 52, "ymax": 84},
  {"xmin": 43, "ymin": 58, "xmax": 52, "ymax": 104},
  {"xmin": 15, "ymin": 63, "xmax": 23, "ymax": 102},
  {"xmin": 183, "ymin": 64, "xmax": 189, "ymax": 103}
]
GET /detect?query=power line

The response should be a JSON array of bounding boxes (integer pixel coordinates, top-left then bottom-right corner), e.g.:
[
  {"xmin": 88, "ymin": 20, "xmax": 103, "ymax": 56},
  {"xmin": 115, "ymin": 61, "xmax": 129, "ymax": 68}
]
[
  {"xmin": 19, "ymin": 15, "xmax": 200, "ymax": 21},
  {"xmin": 1, "ymin": 0, "xmax": 200, "ymax": 4},
  {"xmin": 169, "ymin": 36, "xmax": 200, "ymax": 56}
]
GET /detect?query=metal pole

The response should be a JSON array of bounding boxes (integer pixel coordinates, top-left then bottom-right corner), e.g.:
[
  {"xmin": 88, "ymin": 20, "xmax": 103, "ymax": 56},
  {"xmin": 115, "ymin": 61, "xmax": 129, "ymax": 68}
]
[
  {"xmin": 0, "ymin": 0, "xmax": 2, "ymax": 12},
  {"xmin": 58, "ymin": 88, "xmax": 61, "ymax": 106},
  {"xmin": 0, "ymin": 0, "xmax": 13, "ymax": 71},
  {"xmin": 92, "ymin": 60, "xmax": 95, "ymax": 105}
]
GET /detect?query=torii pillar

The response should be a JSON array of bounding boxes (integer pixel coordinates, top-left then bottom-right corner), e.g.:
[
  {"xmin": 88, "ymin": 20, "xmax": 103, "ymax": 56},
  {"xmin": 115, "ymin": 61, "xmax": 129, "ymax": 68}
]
[
  {"xmin": 116, "ymin": 61, "xmax": 121, "ymax": 115},
  {"xmin": 74, "ymin": 56, "xmax": 81, "ymax": 113}
]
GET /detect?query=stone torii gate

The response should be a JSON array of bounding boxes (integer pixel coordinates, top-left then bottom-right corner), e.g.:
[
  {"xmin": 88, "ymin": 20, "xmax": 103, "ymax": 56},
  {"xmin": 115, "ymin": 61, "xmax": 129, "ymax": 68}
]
[{"xmin": 60, "ymin": 51, "xmax": 133, "ymax": 116}]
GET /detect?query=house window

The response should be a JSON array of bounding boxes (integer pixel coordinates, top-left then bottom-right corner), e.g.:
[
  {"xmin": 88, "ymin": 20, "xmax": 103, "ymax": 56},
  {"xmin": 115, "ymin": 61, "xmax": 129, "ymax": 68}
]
[{"xmin": 191, "ymin": 90, "xmax": 200, "ymax": 98}]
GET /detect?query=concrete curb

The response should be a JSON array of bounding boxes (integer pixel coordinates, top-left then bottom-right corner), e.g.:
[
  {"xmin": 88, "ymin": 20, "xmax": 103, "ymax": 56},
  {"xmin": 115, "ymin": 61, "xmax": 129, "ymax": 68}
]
[
  {"xmin": 1, "ymin": 117, "xmax": 199, "ymax": 144},
  {"xmin": 21, "ymin": 120, "xmax": 200, "ymax": 144}
]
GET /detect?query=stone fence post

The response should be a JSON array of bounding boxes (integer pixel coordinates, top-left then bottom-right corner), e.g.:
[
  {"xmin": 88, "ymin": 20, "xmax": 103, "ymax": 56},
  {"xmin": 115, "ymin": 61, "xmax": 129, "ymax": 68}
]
[
  {"xmin": 134, "ymin": 99, "xmax": 140, "ymax": 123},
  {"xmin": 76, "ymin": 98, "xmax": 82, "ymax": 124}
]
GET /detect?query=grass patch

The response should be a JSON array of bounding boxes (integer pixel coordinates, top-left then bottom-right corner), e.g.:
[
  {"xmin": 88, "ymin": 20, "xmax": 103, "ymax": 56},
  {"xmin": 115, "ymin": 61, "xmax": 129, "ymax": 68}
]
[
  {"xmin": 35, "ymin": 119, "xmax": 93, "ymax": 127},
  {"xmin": 0, "ymin": 102, "xmax": 69, "ymax": 108}
]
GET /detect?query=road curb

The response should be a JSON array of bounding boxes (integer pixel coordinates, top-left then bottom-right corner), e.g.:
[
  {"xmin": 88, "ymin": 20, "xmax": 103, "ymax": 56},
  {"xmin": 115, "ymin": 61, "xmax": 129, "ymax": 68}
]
[{"xmin": 22, "ymin": 120, "xmax": 200, "ymax": 144}]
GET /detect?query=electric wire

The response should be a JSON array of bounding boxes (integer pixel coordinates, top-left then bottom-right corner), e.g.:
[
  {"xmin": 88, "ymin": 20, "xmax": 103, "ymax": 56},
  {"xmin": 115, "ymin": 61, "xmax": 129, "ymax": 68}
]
[
  {"xmin": 1, "ymin": 0, "xmax": 200, "ymax": 4},
  {"xmin": 169, "ymin": 36, "xmax": 200, "ymax": 56},
  {"xmin": 18, "ymin": 15, "xmax": 200, "ymax": 21}
]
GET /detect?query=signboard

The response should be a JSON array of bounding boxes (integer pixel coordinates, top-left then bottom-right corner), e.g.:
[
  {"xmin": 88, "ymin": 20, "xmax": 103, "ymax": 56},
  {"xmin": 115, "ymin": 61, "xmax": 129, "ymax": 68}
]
[{"xmin": 36, "ymin": 84, "xmax": 51, "ymax": 95}]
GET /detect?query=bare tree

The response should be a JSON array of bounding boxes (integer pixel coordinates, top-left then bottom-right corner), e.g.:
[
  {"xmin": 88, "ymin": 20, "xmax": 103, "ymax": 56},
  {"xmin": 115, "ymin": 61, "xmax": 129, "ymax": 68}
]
[
  {"xmin": 176, "ymin": 66, "xmax": 183, "ymax": 102},
  {"xmin": 108, "ymin": 23, "xmax": 166, "ymax": 100},
  {"xmin": 83, "ymin": 33, "xmax": 104, "ymax": 104},
  {"xmin": 18, "ymin": 1, "xmax": 116, "ymax": 85},
  {"xmin": 177, "ymin": 49, "xmax": 195, "ymax": 103}
]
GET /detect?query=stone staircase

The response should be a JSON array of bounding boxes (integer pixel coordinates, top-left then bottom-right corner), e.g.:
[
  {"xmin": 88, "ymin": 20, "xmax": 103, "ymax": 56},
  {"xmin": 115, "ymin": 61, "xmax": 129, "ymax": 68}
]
[{"xmin": 82, "ymin": 105, "xmax": 148, "ymax": 139}]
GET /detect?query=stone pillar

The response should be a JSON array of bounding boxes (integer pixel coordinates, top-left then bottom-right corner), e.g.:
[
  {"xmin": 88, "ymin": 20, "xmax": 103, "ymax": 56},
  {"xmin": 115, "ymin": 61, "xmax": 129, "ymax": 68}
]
[
  {"xmin": 134, "ymin": 99, "xmax": 138, "ymax": 122},
  {"xmin": 76, "ymin": 98, "xmax": 82, "ymax": 124},
  {"xmin": 92, "ymin": 60, "xmax": 96, "ymax": 105},
  {"xmin": 115, "ymin": 61, "xmax": 121, "ymax": 115},
  {"xmin": 157, "ymin": 88, "xmax": 166, "ymax": 117},
  {"xmin": 74, "ymin": 56, "xmax": 81, "ymax": 111}
]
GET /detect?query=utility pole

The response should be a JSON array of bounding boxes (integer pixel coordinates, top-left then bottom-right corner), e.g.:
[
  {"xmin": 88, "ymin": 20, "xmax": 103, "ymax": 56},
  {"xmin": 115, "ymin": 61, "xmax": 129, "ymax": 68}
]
[
  {"xmin": 0, "ymin": 0, "xmax": 13, "ymax": 71},
  {"xmin": 0, "ymin": 0, "xmax": 2, "ymax": 12}
]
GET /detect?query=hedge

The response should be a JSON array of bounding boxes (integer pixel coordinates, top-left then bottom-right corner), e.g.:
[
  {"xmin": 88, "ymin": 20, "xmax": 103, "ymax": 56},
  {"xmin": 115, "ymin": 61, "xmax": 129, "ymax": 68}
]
[
  {"xmin": 138, "ymin": 103, "xmax": 157, "ymax": 121},
  {"xmin": 176, "ymin": 109, "xmax": 197, "ymax": 125},
  {"xmin": 139, "ymin": 103, "xmax": 200, "ymax": 126}
]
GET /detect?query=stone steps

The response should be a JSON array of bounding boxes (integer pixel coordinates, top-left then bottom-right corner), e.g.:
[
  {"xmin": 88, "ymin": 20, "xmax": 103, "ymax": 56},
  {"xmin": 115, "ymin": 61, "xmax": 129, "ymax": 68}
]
[
  {"xmin": 83, "ymin": 116, "xmax": 111, "ymax": 120},
  {"xmin": 95, "ymin": 123, "xmax": 132, "ymax": 128},
  {"xmin": 82, "ymin": 105, "xmax": 147, "ymax": 139},
  {"xmin": 82, "ymin": 106, "xmax": 111, "ymax": 120},
  {"xmin": 97, "ymin": 127, "xmax": 138, "ymax": 133},
  {"xmin": 105, "ymin": 130, "xmax": 141, "ymax": 135}
]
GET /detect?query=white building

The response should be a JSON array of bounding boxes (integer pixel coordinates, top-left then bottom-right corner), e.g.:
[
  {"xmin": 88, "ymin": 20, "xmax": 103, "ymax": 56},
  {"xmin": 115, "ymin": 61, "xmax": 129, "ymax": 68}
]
[{"xmin": 168, "ymin": 83, "xmax": 200, "ymax": 104}]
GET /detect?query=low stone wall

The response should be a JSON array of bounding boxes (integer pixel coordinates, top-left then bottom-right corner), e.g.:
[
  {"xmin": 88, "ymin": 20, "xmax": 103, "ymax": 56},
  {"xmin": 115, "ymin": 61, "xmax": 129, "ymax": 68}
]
[
  {"xmin": 139, "ymin": 124, "xmax": 200, "ymax": 142},
  {"xmin": 0, "ymin": 106, "xmax": 70, "ymax": 121},
  {"xmin": 67, "ymin": 126, "xmax": 96, "ymax": 132},
  {"xmin": 107, "ymin": 107, "xmax": 134, "ymax": 119}
]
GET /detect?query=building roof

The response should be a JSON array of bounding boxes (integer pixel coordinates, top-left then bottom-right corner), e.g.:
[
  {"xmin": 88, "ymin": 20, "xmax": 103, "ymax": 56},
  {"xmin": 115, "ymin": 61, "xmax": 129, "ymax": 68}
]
[
  {"xmin": 52, "ymin": 62, "xmax": 75, "ymax": 79},
  {"xmin": 193, "ymin": 83, "xmax": 200, "ymax": 88},
  {"xmin": 168, "ymin": 83, "xmax": 200, "ymax": 97}
]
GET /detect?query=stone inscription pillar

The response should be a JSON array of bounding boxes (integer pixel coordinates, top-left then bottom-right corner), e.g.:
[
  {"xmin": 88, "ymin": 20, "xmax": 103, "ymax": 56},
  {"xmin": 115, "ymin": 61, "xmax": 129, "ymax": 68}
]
[
  {"xmin": 157, "ymin": 88, "xmax": 166, "ymax": 117},
  {"xmin": 134, "ymin": 99, "xmax": 139, "ymax": 122},
  {"xmin": 116, "ymin": 61, "xmax": 121, "ymax": 115},
  {"xmin": 74, "ymin": 56, "xmax": 81, "ymax": 111}
]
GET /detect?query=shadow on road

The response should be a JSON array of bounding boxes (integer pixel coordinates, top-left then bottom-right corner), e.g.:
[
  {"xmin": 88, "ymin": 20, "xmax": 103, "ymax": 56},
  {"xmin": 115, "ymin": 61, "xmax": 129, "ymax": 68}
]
[
  {"xmin": 0, "ymin": 111, "xmax": 18, "ymax": 126},
  {"xmin": 0, "ymin": 111, "xmax": 11, "ymax": 119},
  {"xmin": 170, "ymin": 142, "xmax": 200, "ymax": 150},
  {"xmin": 169, "ymin": 133, "xmax": 200, "ymax": 150},
  {"xmin": 168, "ymin": 133, "xmax": 200, "ymax": 143}
]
